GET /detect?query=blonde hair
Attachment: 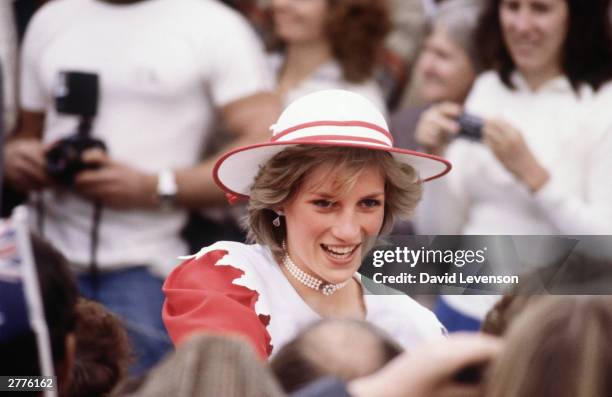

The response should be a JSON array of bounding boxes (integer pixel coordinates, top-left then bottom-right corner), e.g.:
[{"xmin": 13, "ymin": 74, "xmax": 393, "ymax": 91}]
[
  {"xmin": 117, "ymin": 334, "xmax": 284, "ymax": 397},
  {"xmin": 246, "ymin": 145, "xmax": 422, "ymax": 259},
  {"xmin": 486, "ymin": 296, "xmax": 612, "ymax": 397}
]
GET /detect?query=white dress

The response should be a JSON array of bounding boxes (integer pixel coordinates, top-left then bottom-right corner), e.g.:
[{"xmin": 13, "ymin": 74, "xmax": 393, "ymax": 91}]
[{"xmin": 163, "ymin": 241, "xmax": 445, "ymax": 358}]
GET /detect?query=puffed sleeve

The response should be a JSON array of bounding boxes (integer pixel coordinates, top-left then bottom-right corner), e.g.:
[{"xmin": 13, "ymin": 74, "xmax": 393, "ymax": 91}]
[{"xmin": 162, "ymin": 249, "xmax": 272, "ymax": 358}]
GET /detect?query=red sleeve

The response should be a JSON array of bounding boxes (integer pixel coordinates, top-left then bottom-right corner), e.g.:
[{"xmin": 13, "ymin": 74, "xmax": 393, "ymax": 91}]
[{"xmin": 162, "ymin": 249, "xmax": 272, "ymax": 358}]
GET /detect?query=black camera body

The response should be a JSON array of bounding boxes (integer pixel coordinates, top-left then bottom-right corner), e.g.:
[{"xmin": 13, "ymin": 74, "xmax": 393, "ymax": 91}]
[
  {"xmin": 46, "ymin": 135, "xmax": 106, "ymax": 186},
  {"xmin": 46, "ymin": 71, "xmax": 106, "ymax": 186},
  {"xmin": 457, "ymin": 113, "xmax": 484, "ymax": 141}
]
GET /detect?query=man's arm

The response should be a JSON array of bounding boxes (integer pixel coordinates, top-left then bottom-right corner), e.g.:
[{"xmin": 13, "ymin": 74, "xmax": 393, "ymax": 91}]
[
  {"xmin": 74, "ymin": 91, "xmax": 280, "ymax": 209},
  {"xmin": 174, "ymin": 91, "xmax": 280, "ymax": 207},
  {"xmin": 291, "ymin": 334, "xmax": 502, "ymax": 397},
  {"xmin": 9, "ymin": 109, "xmax": 45, "ymax": 139},
  {"xmin": 3, "ymin": 109, "xmax": 49, "ymax": 192}
]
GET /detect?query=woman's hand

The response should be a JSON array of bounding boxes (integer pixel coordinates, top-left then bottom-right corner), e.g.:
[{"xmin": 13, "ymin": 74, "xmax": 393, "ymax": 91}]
[
  {"xmin": 483, "ymin": 119, "xmax": 550, "ymax": 192},
  {"xmin": 414, "ymin": 102, "xmax": 462, "ymax": 156}
]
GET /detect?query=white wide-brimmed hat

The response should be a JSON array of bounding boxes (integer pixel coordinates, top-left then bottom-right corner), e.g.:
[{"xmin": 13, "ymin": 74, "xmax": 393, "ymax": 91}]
[{"xmin": 213, "ymin": 89, "xmax": 451, "ymax": 199}]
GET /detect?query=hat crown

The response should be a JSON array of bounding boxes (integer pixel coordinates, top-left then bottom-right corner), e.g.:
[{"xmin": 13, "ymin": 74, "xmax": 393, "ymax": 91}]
[
  {"xmin": 269, "ymin": 89, "xmax": 393, "ymax": 148},
  {"xmin": 213, "ymin": 89, "xmax": 451, "ymax": 198}
]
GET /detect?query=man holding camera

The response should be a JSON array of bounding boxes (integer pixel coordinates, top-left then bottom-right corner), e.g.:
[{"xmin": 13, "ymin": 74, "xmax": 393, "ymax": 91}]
[{"xmin": 3, "ymin": 0, "xmax": 279, "ymax": 374}]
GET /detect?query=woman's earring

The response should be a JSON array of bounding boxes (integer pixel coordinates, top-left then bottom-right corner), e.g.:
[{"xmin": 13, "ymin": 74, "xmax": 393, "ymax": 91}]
[{"xmin": 273, "ymin": 211, "xmax": 283, "ymax": 227}]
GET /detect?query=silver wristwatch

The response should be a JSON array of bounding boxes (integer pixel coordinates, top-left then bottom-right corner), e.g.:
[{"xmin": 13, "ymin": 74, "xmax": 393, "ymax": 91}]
[{"xmin": 157, "ymin": 169, "xmax": 178, "ymax": 208}]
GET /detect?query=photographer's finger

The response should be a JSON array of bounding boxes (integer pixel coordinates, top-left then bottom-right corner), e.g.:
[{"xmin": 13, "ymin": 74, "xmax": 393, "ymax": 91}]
[
  {"xmin": 415, "ymin": 123, "xmax": 437, "ymax": 145},
  {"xmin": 11, "ymin": 159, "xmax": 48, "ymax": 190},
  {"xmin": 75, "ymin": 183, "xmax": 108, "ymax": 203},
  {"xmin": 81, "ymin": 147, "xmax": 109, "ymax": 165},
  {"xmin": 431, "ymin": 115, "xmax": 460, "ymax": 136},
  {"xmin": 73, "ymin": 168, "xmax": 108, "ymax": 191},
  {"xmin": 437, "ymin": 102, "xmax": 463, "ymax": 118},
  {"xmin": 8, "ymin": 140, "xmax": 46, "ymax": 168},
  {"xmin": 20, "ymin": 150, "xmax": 48, "ymax": 171}
]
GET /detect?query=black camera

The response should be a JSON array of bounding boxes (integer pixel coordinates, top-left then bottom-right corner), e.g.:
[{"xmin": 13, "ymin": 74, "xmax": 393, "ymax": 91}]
[
  {"xmin": 46, "ymin": 135, "xmax": 106, "ymax": 186},
  {"xmin": 457, "ymin": 113, "xmax": 483, "ymax": 141},
  {"xmin": 46, "ymin": 71, "xmax": 106, "ymax": 186}
]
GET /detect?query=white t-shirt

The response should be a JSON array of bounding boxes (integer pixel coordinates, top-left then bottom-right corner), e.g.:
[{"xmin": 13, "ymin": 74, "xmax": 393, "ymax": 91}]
[{"xmin": 20, "ymin": 0, "xmax": 272, "ymax": 275}]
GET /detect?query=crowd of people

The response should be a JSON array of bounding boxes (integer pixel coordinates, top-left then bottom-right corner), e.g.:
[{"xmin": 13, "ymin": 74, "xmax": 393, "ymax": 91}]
[{"xmin": 1, "ymin": 0, "xmax": 612, "ymax": 396}]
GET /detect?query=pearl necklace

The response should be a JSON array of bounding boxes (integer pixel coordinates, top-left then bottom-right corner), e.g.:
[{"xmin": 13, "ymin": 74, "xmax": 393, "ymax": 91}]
[{"xmin": 282, "ymin": 246, "xmax": 350, "ymax": 296}]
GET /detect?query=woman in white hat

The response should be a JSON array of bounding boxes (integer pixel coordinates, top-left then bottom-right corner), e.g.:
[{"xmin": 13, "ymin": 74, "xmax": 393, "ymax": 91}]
[{"xmin": 162, "ymin": 90, "xmax": 451, "ymax": 358}]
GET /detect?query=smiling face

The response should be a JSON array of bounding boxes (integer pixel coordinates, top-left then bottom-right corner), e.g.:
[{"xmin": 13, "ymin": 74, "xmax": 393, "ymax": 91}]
[
  {"xmin": 271, "ymin": 0, "xmax": 328, "ymax": 45},
  {"xmin": 499, "ymin": 0, "xmax": 569, "ymax": 82},
  {"xmin": 416, "ymin": 25, "xmax": 477, "ymax": 104},
  {"xmin": 281, "ymin": 164, "xmax": 385, "ymax": 284}
]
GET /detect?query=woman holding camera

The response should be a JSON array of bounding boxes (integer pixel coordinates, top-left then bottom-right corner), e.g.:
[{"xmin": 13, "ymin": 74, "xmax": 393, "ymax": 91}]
[
  {"xmin": 392, "ymin": 0, "xmax": 483, "ymax": 153},
  {"xmin": 162, "ymin": 89, "xmax": 451, "ymax": 358},
  {"xmin": 413, "ymin": 0, "xmax": 612, "ymax": 330}
]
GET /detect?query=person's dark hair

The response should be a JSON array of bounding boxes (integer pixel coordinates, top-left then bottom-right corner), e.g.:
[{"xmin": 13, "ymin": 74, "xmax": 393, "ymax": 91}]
[
  {"xmin": 475, "ymin": 0, "xmax": 612, "ymax": 91},
  {"xmin": 65, "ymin": 299, "xmax": 131, "ymax": 397},
  {"xmin": 0, "ymin": 233, "xmax": 78, "ymax": 376},
  {"xmin": 270, "ymin": 318, "xmax": 403, "ymax": 393},
  {"xmin": 265, "ymin": 0, "xmax": 391, "ymax": 83}
]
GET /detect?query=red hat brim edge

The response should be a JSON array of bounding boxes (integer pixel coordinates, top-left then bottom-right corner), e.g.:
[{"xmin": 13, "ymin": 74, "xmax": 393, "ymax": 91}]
[{"xmin": 212, "ymin": 140, "xmax": 452, "ymax": 199}]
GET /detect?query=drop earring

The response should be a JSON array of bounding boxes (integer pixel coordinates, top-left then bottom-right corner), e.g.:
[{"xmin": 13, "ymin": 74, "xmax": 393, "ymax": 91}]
[{"xmin": 272, "ymin": 210, "xmax": 283, "ymax": 227}]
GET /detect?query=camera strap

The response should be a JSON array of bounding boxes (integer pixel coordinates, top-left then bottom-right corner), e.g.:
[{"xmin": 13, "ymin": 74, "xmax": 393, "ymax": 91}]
[
  {"xmin": 89, "ymin": 202, "xmax": 103, "ymax": 298},
  {"xmin": 35, "ymin": 193, "xmax": 45, "ymax": 233},
  {"xmin": 36, "ymin": 195, "xmax": 103, "ymax": 300}
]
